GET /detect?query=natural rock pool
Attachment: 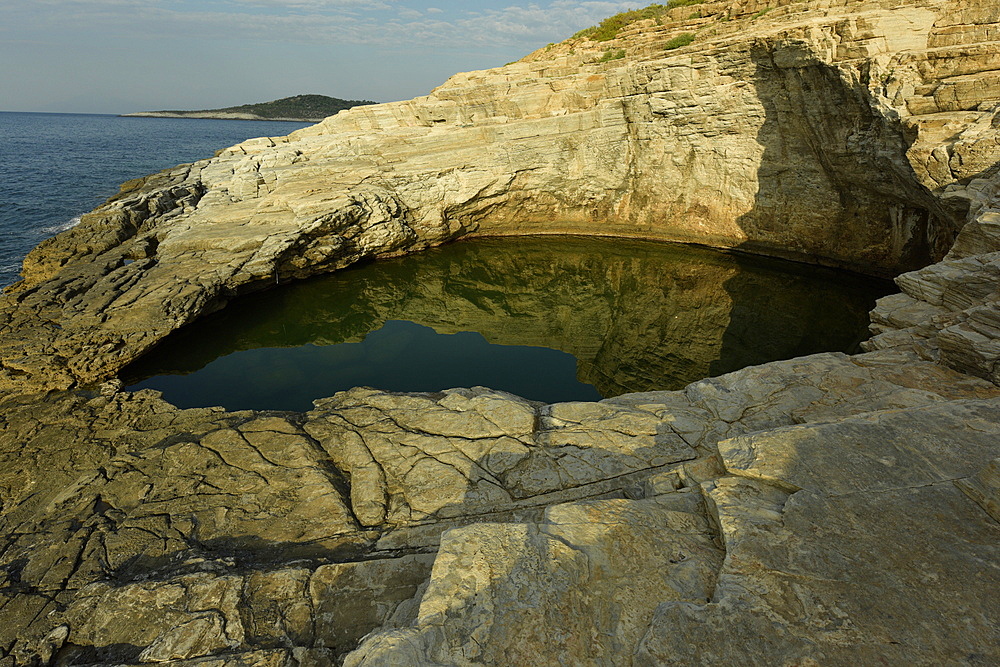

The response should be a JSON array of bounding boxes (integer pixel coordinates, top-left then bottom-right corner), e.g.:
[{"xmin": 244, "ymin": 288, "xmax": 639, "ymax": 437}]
[{"xmin": 121, "ymin": 236, "xmax": 893, "ymax": 410}]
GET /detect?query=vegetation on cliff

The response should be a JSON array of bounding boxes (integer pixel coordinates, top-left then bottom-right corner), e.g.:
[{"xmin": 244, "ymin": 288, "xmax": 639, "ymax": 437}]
[
  {"xmin": 663, "ymin": 32, "xmax": 696, "ymax": 49},
  {"xmin": 573, "ymin": 0, "xmax": 706, "ymax": 41}
]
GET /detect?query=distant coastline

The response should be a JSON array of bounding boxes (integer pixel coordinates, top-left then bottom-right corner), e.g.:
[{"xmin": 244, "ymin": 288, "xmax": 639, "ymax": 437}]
[
  {"xmin": 120, "ymin": 111, "xmax": 320, "ymax": 122},
  {"xmin": 120, "ymin": 94, "xmax": 377, "ymax": 123}
]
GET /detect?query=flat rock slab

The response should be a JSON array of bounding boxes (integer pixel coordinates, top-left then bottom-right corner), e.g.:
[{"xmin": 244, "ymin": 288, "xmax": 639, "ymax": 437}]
[
  {"xmin": 639, "ymin": 400, "xmax": 1000, "ymax": 665},
  {"xmin": 718, "ymin": 398, "xmax": 1000, "ymax": 494},
  {"xmin": 345, "ymin": 398, "xmax": 1000, "ymax": 665},
  {"xmin": 345, "ymin": 492, "xmax": 724, "ymax": 666}
]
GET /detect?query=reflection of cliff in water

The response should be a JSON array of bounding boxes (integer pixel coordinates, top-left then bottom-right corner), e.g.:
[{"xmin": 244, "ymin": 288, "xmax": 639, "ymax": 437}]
[{"xmin": 121, "ymin": 236, "xmax": 891, "ymax": 399}]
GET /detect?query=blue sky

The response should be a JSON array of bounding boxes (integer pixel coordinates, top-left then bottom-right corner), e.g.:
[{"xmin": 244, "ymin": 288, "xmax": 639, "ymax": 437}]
[{"xmin": 0, "ymin": 1, "xmax": 637, "ymax": 114}]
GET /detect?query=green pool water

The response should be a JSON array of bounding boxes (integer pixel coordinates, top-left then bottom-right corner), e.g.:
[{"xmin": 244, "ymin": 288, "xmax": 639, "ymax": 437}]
[{"xmin": 121, "ymin": 236, "xmax": 893, "ymax": 411}]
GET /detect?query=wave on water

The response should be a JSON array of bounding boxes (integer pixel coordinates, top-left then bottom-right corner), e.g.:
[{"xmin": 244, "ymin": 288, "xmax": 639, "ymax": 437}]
[
  {"xmin": 0, "ymin": 262, "xmax": 22, "ymax": 288},
  {"xmin": 42, "ymin": 215, "xmax": 82, "ymax": 235}
]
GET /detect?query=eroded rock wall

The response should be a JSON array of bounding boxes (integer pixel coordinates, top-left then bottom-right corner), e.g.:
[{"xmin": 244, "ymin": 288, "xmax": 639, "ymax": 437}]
[{"xmin": 3, "ymin": 0, "xmax": 999, "ymax": 394}]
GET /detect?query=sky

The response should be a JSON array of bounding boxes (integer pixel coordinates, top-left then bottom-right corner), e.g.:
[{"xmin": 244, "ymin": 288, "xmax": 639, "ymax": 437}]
[{"xmin": 0, "ymin": 0, "xmax": 639, "ymax": 114}]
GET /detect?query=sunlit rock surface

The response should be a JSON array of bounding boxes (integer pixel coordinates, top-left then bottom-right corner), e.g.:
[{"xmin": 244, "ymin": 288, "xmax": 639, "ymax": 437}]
[
  {"xmin": 1, "ymin": 0, "xmax": 999, "ymax": 664},
  {"xmin": 2, "ymin": 351, "xmax": 998, "ymax": 665},
  {"xmin": 4, "ymin": 0, "xmax": 1000, "ymax": 393}
]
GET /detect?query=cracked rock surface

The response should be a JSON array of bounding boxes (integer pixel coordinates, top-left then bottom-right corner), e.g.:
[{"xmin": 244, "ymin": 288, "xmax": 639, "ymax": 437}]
[
  {"xmin": 2, "ymin": 350, "xmax": 998, "ymax": 665},
  {"xmin": 1, "ymin": 0, "xmax": 999, "ymax": 665}
]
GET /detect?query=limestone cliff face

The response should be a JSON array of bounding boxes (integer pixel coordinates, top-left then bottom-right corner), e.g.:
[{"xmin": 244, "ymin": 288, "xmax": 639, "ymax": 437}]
[
  {"xmin": 0, "ymin": 1, "xmax": 999, "ymax": 666},
  {"xmin": 3, "ymin": 0, "xmax": 999, "ymax": 393}
]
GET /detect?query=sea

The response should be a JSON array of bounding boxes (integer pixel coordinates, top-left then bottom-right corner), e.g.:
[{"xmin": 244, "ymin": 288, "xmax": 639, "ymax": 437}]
[{"xmin": 0, "ymin": 111, "xmax": 311, "ymax": 289}]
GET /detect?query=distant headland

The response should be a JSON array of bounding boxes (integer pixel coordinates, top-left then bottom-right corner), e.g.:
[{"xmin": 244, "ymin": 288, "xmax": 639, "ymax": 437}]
[{"xmin": 120, "ymin": 94, "xmax": 377, "ymax": 122}]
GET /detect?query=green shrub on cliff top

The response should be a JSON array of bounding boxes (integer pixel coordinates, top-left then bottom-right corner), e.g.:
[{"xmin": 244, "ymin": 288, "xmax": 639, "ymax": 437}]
[
  {"xmin": 573, "ymin": 0, "xmax": 706, "ymax": 42},
  {"xmin": 596, "ymin": 48, "xmax": 627, "ymax": 63},
  {"xmin": 573, "ymin": 4, "xmax": 669, "ymax": 41},
  {"xmin": 663, "ymin": 32, "xmax": 696, "ymax": 50}
]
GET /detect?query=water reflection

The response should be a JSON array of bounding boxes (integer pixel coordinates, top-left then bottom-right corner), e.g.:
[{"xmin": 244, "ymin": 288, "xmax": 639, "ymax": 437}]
[{"xmin": 122, "ymin": 236, "xmax": 891, "ymax": 410}]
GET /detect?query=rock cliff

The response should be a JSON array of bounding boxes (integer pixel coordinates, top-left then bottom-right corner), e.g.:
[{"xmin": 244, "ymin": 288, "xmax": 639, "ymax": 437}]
[
  {"xmin": 0, "ymin": 0, "xmax": 998, "ymax": 665},
  {"xmin": 3, "ymin": 0, "xmax": 1000, "ymax": 394}
]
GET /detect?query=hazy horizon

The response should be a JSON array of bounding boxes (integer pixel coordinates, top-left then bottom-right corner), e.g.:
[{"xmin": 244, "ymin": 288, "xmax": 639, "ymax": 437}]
[{"xmin": 1, "ymin": 1, "xmax": 636, "ymax": 116}]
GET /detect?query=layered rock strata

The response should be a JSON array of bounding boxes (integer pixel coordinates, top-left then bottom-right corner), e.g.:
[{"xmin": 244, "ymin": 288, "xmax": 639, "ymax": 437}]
[
  {"xmin": 4, "ymin": 0, "xmax": 1000, "ymax": 393},
  {"xmin": 866, "ymin": 207, "xmax": 1000, "ymax": 383},
  {"xmin": 1, "ymin": 0, "xmax": 999, "ymax": 665}
]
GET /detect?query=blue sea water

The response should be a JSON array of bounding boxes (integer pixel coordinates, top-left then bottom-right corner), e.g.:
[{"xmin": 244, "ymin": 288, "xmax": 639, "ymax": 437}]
[{"xmin": 0, "ymin": 112, "xmax": 311, "ymax": 289}]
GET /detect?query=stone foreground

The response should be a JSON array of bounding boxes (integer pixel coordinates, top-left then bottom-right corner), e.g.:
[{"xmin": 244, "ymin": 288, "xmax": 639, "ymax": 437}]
[
  {"xmin": 3, "ymin": 349, "xmax": 998, "ymax": 666},
  {"xmin": 1, "ymin": 0, "xmax": 999, "ymax": 665}
]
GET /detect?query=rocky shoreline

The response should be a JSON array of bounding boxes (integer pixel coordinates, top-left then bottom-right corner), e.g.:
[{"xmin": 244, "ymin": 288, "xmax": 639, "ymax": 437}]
[{"xmin": 1, "ymin": 0, "xmax": 998, "ymax": 664}]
